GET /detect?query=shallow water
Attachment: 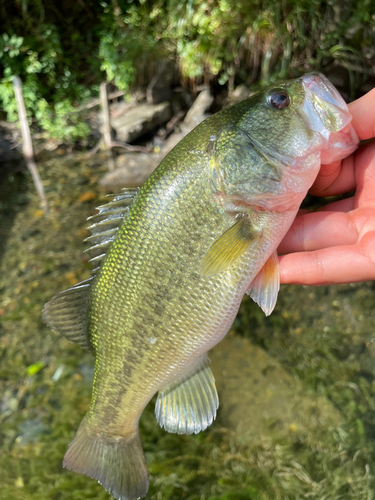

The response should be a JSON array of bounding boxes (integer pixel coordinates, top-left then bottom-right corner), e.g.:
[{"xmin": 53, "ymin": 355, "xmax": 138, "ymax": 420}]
[{"xmin": 1, "ymin": 155, "xmax": 375, "ymax": 500}]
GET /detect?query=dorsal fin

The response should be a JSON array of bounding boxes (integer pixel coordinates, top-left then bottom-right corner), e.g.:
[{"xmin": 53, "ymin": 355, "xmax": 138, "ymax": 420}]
[
  {"xmin": 43, "ymin": 188, "xmax": 139, "ymax": 351},
  {"xmin": 42, "ymin": 278, "xmax": 93, "ymax": 351},
  {"xmin": 85, "ymin": 188, "xmax": 139, "ymax": 271}
]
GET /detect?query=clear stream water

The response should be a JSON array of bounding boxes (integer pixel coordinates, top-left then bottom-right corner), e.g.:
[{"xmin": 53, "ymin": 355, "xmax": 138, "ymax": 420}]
[{"xmin": 1, "ymin": 154, "xmax": 375, "ymax": 500}]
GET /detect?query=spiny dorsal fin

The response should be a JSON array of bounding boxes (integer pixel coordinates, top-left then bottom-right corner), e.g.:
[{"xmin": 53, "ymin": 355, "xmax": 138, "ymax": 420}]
[
  {"xmin": 155, "ymin": 355, "xmax": 219, "ymax": 435},
  {"xmin": 85, "ymin": 188, "xmax": 139, "ymax": 270},
  {"xmin": 200, "ymin": 215, "xmax": 262, "ymax": 278},
  {"xmin": 246, "ymin": 251, "xmax": 280, "ymax": 316},
  {"xmin": 43, "ymin": 189, "xmax": 139, "ymax": 351},
  {"xmin": 42, "ymin": 278, "xmax": 93, "ymax": 351}
]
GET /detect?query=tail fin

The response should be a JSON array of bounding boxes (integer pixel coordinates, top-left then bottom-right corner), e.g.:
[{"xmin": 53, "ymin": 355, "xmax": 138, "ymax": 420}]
[{"xmin": 63, "ymin": 416, "xmax": 149, "ymax": 500}]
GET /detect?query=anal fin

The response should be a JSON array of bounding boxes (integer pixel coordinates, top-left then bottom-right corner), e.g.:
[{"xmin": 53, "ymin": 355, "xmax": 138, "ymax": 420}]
[
  {"xmin": 155, "ymin": 355, "xmax": 218, "ymax": 435},
  {"xmin": 246, "ymin": 251, "xmax": 280, "ymax": 316}
]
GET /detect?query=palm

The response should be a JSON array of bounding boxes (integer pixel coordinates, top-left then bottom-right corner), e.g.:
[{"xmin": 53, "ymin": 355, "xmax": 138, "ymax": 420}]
[{"xmin": 279, "ymin": 87, "xmax": 375, "ymax": 285}]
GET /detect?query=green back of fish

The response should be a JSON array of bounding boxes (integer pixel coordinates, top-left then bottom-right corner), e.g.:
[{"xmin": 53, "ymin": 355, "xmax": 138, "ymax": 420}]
[{"xmin": 88, "ymin": 114, "xmax": 240, "ymax": 425}]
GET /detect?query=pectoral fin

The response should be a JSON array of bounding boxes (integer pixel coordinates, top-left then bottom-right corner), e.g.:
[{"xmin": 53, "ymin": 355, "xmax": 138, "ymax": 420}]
[
  {"xmin": 155, "ymin": 355, "xmax": 218, "ymax": 435},
  {"xmin": 246, "ymin": 251, "xmax": 280, "ymax": 316},
  {"xmin": 200, "ymin": 216, "xmax": 262, "ymax": 278}
]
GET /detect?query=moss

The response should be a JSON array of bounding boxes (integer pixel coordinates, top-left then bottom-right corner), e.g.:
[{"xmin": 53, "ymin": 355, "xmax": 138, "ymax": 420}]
[{"xmin": 1, "ymin": 156, "xmax": 375, "ymax": 500}]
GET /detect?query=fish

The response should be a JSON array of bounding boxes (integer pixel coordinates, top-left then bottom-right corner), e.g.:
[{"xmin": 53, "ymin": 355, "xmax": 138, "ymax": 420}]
[{"xmin": 43, "ymin": 73, "xmax": 359, "ymax": 500}]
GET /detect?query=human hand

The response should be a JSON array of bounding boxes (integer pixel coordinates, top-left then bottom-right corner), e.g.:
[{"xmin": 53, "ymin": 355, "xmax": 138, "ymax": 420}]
[{"xmin": 279, "ymin": 87, "xmax": 375, "ymax": 286}]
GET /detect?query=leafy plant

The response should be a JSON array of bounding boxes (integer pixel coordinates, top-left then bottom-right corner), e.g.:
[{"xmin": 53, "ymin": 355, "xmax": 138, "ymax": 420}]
[{"xmin": 0, "ymin": 0, "xmax": 374, "ymax": 144}]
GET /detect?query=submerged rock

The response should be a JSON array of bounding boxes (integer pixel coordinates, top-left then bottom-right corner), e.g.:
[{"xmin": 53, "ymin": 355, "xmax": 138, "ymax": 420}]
[
  {"xmin": 210, "ymin": 332, "xmax": 341, "ymax": 440},
  {"xmin": 100, "ymin": 89, "xmax": 213, "ymax": 191},
  {"xmin": 99, "ymin": 152, "xmax": 163, "ymax": 190},
  {"xmin": 111, "ymin": 102, "xmax": 172, "ymax": 143}
]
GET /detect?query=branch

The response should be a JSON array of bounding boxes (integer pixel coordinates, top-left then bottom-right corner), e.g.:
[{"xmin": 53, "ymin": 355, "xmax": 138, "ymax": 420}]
[{"xmin": 13, "ymin": 76, "xmax": 48, "ymax": 214}]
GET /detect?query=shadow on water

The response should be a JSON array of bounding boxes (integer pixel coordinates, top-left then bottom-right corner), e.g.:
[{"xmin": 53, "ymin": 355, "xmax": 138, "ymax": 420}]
[{"xmin": 0, "ymin": 170, "xmax": 30, "ymax": 269}]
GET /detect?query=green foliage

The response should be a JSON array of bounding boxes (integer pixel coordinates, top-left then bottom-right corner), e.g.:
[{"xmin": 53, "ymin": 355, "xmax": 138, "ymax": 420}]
[
  {"xmin": 153, "ymin": 0, "xmax": 374, "ymax": 86},
  {"xmin": 0, "ymin": 0, "xmax": 374, "ymax": 143},
  {"xmin": 35, "ymin": 98, "xmax": 90, "ymax": 142},
  {"xmin": 0, "ymin": 1, "xmax": 102, "ymax": 143},
  {"xmin": 98, "ymin": 1, "xmax": 165, "ymax": 91}
]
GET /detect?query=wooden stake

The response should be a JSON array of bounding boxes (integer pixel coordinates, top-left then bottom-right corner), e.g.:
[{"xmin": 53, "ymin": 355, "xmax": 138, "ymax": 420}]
[
  {"xmin": 13, "ymin": 76, "xmax": 48, "ymax": 213},
  {"xmin": 100, "ymin": 81, "xmax": 115, "ymax": 172}
]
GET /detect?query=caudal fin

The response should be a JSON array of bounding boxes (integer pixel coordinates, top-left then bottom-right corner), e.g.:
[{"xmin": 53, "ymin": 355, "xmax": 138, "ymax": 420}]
[{"xmin": 63, "ymin": 416, "xmax": 149, "ymax": 500}]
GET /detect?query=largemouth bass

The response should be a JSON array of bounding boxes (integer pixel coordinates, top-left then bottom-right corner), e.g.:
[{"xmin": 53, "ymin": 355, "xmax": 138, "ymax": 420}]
[{"xmin": 43, "ymin": 73, "xmax": 359, "ymax": 500}]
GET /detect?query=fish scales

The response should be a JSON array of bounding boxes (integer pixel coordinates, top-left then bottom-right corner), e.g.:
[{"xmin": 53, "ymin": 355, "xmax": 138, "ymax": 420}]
[
  {"xmin": 43, "ymin": 73, "xmax": 359, "ymax": 500},
  {"xmin": 89, "ymin": 146, "xmax": 250, "ymax": 429},
  {"xmin": 88, "ymin": 120, "xmax": 286, "ymax": 426}
]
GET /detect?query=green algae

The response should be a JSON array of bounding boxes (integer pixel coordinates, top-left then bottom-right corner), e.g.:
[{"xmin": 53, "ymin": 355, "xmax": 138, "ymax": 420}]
[{"xmin": 1, "ymin": 156, "xmax": 375, "ymax": 500}]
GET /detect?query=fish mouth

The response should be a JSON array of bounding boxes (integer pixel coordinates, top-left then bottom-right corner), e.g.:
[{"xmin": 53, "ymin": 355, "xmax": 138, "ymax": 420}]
[{"xmin": 300, "ymin": 73, "xmax": 359, "ymax": 164}]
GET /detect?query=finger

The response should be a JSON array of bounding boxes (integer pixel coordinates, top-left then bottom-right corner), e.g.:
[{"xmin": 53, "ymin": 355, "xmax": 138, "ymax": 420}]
[
  {"xmin": 295, "ymin": 208, "xmax": 311, "ymax": 216},
  {"xmin": 278, "ymin": 211, "xmax": 359, "ymax": 254},
  {"xmin": 316, "ymin": 197, "xmax": 354, "ymax": 212},
  {"xmin": 279, "ymin": 231, "xmax": 375, "ymax": 285},
  {"xmin": 352, "ymin": 142, "xmax": 375, "ymax": 207},
  {"xmin": 309, "ymin": 154, "xmax": 355, "ymax": 197},
  {"xmin": 348, "ymin": 87, "xmax": 375, "ymax": 141}
]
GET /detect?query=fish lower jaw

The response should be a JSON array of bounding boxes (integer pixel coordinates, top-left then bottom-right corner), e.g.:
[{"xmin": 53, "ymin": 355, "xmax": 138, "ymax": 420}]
[{"xmin": 320, "ymin": 123, "xmax": 359, "ymax": 164}]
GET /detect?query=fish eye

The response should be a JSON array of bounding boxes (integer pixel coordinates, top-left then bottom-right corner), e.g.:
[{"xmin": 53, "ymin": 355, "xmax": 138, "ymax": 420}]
[{"xmin": 267, "ymin": 89, "xmax": 290, "ymax": 110}]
